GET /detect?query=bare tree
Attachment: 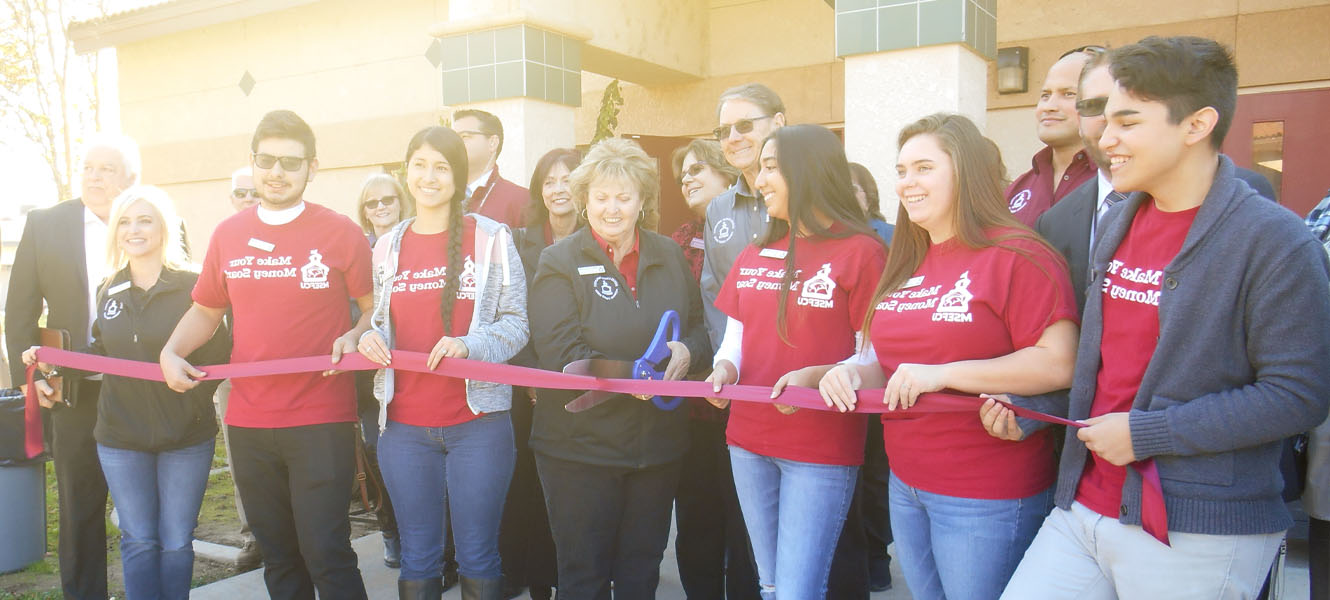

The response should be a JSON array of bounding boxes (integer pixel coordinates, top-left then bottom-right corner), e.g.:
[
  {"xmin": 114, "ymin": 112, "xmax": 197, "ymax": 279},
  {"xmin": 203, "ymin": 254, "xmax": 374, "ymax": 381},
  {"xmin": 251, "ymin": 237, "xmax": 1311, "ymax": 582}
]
[{"xmin": 0, "ymin": 0, "xmax": 107, "ymax": 203}]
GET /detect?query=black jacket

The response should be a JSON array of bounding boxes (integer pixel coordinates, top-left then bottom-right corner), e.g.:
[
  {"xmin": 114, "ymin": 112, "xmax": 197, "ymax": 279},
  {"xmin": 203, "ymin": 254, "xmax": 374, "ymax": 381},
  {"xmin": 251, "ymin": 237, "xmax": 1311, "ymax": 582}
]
[
  {"xmin": 84, "ymin": 268, "xmax": 230, "ymax": 452},
  {"xmin": 1036, "ymin": 178, "xmax": 1097, "ymax": 314},
  {"xmin": 6, "ymin": 199, "xmax": 97, "ymax": 388},
  {"xmin": 528, "ymin": 227, "xmax": 711, "ymax": 468}
]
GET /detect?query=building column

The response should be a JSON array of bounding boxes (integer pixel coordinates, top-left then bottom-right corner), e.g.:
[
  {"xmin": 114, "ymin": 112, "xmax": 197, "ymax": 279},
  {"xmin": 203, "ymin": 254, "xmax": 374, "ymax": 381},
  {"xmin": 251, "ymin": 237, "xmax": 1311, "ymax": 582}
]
[
  {"xmin": 429, "ymin": 15, "xmax": 589, "ymax": 185},
  {"xmin": 837, "ymin": 0, "xmax": 996, "ymax": 220}
]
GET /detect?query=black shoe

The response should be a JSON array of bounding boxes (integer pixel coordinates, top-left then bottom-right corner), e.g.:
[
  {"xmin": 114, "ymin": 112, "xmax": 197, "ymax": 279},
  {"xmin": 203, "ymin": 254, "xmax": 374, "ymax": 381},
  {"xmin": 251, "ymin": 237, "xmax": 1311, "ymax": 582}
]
[
  {"xmin": 442, "ymin": 562, "xmax": 460, "ymax": 592},
  {"xmin": 383, "ymin": 535, "xmax": 402, "ymax": 569},
  {"xmin": 398, "ymin": 577, "xmax": 443, "ymax": 600},
  {"xmin": 869, "ymin": 557, "xmax": 892, "ymax": 592},
  {"xmin": 461, "ymin": 576, "xmax": 504, "ymax": 600},
  {"xmin": 530, "ymin": 586, "xmax": 553, "ymax": 600}
]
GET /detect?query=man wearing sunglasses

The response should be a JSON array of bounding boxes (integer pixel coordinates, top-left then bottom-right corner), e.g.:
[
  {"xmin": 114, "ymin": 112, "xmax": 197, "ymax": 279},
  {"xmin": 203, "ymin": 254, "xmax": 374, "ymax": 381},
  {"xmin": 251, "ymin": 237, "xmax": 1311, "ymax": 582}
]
[
  {"xmin": 452, "ymin": 109, "xmax": 528, "ymax": 227},
  {"xmin": 1006, "ymin": 47, "xmax": 1100, "ymax": 228},
  {"xmin": 700, "ymin": 83, "xmax": 785, "ymax": 351},
  {"xmin": 161, "ymin": 110, "xmax": 373, "ymax": 599},
  {"xmin": 229, "ymin": 166, "xmax": 260, "ymax": 212},
  {"xmin": 1038, "ymin": 49, "xmax": 1275, "ymax": 314}
]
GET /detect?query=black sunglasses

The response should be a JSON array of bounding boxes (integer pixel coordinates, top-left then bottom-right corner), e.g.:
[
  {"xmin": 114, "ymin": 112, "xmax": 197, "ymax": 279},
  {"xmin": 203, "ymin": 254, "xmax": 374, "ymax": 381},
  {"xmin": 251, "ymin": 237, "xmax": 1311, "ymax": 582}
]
[
  {"xmin": 252, "ymin": 153, "xmax": 309, "ymax": 171},
  {"xmin": 1060, "ymin": 45, "xmax": 1107, "ymax": 59},
  {"xmin": 679, "ymin": 162, "xmax": 708, "ymax": 183},
  {"xmin": 363, "ymin": 195, "xmax": 398, "ymax": 210},
  {"xmin": 231, "ymin": 188, "xmax": 259, "ymax": 200},
  {"xmin": 1076, "ymin": 96, "xmax": 1109, "ymax": 118},
  {"xmin": 712, "ymin": 115, "xmax": 773, "ymax": 141}
]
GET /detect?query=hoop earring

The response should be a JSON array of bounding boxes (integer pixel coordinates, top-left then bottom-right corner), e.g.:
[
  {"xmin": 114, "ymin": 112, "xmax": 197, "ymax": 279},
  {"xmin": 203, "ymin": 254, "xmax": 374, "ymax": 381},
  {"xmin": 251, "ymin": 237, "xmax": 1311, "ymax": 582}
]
[{"xmin": 579, "ymin": 208, "xmax": 588, "ymax": 221}]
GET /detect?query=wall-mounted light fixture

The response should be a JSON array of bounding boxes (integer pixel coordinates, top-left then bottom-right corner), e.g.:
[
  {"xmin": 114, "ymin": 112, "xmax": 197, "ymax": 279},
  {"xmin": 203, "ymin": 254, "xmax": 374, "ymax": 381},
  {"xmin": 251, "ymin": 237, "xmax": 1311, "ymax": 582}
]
[{"xmin": 997, "ymin": 46, "xmax": 1029, "ymax": 94}]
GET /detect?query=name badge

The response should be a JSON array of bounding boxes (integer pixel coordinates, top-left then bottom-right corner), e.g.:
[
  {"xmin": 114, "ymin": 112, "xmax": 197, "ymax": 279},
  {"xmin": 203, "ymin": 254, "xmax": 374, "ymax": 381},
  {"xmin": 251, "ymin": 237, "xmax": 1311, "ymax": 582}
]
[
  {"xmin": 106, "ymin": 281, "xmax": 131, "ymax": 295},
  {"xmin": 690, "ymin": 237, "xmax": 705, "ymax": 250},
  {"xmin": 758, "ymin": 248, "xmax": 787, "ymax": 260},
  {"xmin": 248, "ymin": 238, "xmax": 275, "ymax": 252},
  {"xmin": 578, "ymin": 265, "xmax": 606, "ymax": 276},
  {"xmin": 903, "ymin": 276, "xmax": 925, "ymax": 289}
]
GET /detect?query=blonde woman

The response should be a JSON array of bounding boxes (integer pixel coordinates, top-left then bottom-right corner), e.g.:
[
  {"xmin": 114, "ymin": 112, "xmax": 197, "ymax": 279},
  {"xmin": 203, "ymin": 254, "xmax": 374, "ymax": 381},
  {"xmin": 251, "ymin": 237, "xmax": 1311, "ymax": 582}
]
[{"xmin": 25, "ymin": 185, "xmax": 230, "ymax": 600}]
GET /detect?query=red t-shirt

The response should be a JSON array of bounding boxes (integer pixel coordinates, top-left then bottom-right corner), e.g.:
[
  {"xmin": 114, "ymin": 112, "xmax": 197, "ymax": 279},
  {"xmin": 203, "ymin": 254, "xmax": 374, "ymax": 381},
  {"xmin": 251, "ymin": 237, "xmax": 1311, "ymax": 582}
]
[
  {"xmin": 1077, "ymin": 200, "xmax": 1198, "ymax": 518},
  {"xmin": 871, "ymin": 231, "xmax": 1077, "ymax": 499},
  {"xmin": 590, "ymin": 228, "xmax": 641, "ymax": 299},
  {"xmin": 1005, "ymin": 146, "xmax": 1097, "ymax": 228},
  {"xmin": 385, "ymin": 219, "xmax": 479, "ymax": 427},
  {"xmin": 193, "ymin": 203, "xmax": 372, "ymax": 428},
  {"xmin": 716, "ymin": 233, "xmax": 886, "ymax": 466}
]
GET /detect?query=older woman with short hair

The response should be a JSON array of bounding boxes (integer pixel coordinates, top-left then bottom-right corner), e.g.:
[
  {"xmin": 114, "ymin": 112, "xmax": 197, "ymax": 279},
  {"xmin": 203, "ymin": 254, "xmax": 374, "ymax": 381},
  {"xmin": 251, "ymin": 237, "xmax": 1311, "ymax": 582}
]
[
  {"xmin": 529, "ymin": 137, "xmax": 711, "ymax": 599},
  {"xmin": 357, "ymin": 173, "xmax": 412, "ymax": 244}
]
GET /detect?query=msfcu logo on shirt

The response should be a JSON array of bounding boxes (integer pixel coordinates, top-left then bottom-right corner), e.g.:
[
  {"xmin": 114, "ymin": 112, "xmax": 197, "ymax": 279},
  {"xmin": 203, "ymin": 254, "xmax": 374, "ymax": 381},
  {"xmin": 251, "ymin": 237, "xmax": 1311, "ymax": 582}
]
[
  {"xmin": 796, "ymin": 263, "xmax": 836, "ymax": 308},
  {"xmin": 300, "ymin": 249, "xmax": 331, "ymax": 290},
  {"xmin": 932, "ymin": 271, "xmax": 975, "ymax": 322},
  {"xmin": 712, "ymin": 217, "xmax": 735, "ymax": 244},
  {"xmin": 1009, "ymin": 189, "xmax": 1031, "ymax": 214}
]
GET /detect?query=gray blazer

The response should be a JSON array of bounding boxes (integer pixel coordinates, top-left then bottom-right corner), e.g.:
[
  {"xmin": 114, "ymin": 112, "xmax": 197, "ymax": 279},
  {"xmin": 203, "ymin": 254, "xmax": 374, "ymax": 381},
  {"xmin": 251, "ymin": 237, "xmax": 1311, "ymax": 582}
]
[{"xmin": 368, "ymin": 214, "xmax": 529, "ymax": 429}]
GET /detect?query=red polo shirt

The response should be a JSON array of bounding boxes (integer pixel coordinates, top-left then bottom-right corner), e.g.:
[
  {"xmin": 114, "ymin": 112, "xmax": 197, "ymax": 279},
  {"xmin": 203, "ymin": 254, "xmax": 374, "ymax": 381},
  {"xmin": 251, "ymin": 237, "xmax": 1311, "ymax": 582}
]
[{"xmin": 1005, "ymin": 146, "xmax": 1097, "ymax": 228}]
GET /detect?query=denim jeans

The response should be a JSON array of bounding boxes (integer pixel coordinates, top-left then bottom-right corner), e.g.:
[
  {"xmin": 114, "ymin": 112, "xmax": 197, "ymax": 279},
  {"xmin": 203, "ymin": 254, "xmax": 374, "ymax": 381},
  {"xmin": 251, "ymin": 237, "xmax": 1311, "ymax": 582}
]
[
  {"xmin": 378, "ymin": 413, "xmax": 515, "ymax": 581},
  {"xmin": 1001, "ymin": 501, "xmax": 1284, "ymax": 599},
  {"xmin": 97, "ymin": 439, "xmax": 214, "ymax": 600},
  {"xmin": 728, "ymin": 446, "xmax": 858, "ymax": 600},
  {"xmin": 889, "ymin": 472, "xmax": 1054, "ymax": 600}
]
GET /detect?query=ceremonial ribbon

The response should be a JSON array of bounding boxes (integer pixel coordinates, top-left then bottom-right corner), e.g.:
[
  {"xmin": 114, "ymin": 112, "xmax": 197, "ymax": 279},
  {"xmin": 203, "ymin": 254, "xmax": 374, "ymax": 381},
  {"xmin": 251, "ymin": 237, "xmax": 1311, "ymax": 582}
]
[{"xmin": 23, "ymin": 346, "xmax": 1169, "ymax": 545}]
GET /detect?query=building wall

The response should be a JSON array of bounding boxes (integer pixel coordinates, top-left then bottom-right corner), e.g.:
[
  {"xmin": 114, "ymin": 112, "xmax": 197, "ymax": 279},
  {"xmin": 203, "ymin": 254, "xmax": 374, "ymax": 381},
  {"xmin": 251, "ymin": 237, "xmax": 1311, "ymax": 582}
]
[{"xmin": 106, "ymin": 0, "xmax": 1330, "ymax": 247}]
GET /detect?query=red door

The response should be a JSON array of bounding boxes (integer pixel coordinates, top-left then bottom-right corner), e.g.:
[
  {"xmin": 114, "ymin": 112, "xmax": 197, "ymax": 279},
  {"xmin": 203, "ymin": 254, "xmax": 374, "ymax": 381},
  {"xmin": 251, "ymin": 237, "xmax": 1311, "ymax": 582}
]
[{"xmin": 1223, "ymin": 88, "xmax": 1330, "ymax": 217}]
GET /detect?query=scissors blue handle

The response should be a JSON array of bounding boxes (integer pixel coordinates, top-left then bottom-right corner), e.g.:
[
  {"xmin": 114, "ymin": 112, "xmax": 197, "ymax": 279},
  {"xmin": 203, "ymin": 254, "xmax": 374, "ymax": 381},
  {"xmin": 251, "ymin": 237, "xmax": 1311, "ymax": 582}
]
[{"xmin": 634, "ymin": 310, "xmax": 683, "ymax": 411}]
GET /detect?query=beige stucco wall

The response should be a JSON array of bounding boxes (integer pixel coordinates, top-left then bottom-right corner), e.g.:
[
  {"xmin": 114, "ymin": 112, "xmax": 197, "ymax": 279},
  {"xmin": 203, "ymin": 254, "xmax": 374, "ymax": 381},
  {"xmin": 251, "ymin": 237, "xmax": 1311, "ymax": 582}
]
[{"xmin": 103, "ymin": 0, "xmax": 1330, "ymax": 249}]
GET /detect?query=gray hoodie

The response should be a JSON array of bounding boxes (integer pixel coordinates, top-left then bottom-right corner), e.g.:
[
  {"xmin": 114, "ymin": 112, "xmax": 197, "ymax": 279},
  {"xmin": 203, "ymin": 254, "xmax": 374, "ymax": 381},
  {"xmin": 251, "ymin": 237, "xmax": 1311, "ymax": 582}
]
[{"xmin": 368, "ymin": 214, "xmax": 528, "ymax": 430}]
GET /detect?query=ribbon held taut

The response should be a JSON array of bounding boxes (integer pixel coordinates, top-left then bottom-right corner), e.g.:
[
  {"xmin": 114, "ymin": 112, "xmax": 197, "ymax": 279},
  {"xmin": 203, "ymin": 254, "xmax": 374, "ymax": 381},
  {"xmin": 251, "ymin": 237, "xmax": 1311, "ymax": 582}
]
[{"xmin": 22, "ymin": 346, "xmax": 1170, "ymax": 545}]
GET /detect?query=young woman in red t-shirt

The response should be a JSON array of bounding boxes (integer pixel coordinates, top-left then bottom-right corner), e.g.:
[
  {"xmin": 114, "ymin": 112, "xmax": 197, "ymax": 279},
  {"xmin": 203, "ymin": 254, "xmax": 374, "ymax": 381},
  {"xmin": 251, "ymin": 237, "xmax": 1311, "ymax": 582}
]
[
  {"xmin": 813, "ymin": 114, "xmax": 1080, "ymax": 600},
  {"xmin": 356, "ymin": 126, "xmax": 528, "ymax": 599},
  {"xmin": 703, "ymin": 124, "xmax": 887, "ymax": 599}
]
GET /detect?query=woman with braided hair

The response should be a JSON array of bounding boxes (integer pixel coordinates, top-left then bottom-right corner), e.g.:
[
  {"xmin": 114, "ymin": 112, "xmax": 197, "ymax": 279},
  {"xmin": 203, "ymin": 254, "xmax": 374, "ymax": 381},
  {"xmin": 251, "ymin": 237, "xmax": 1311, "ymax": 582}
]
[{"xmin": 356, "ymin": 125, "xmax": 529, "ymax": 600}]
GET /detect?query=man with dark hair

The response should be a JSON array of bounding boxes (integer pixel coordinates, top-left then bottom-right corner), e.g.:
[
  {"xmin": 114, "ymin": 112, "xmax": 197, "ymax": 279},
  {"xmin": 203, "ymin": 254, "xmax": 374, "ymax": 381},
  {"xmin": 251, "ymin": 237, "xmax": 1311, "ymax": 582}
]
[
  {"xmin": 7, "ymin": 133, "xmax": 140, "ymax": 600},
  {"xmin": 1006, "ymin": 48, "xmax": 1100, "ymax": 227},
  {"xmin": 452, "ymin": 109, "xmax": 527, "ymax": 227},
  {"xmin": 1039, "ymin": 48, "xmax": 1279, "ymax": 314},
  {"xmin": 161, "ymin": 109, "xmax": 372, "ymax": 599},
  {"xmin": 988, "ymin": 36, "xmax": 1330, "ymax": 598}
]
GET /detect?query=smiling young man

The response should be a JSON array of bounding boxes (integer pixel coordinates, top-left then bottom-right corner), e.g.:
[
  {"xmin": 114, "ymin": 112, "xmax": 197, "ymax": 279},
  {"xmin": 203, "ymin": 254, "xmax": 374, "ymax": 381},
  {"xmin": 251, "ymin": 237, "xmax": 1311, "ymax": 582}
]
[
  {"xmin": 989, "ymin": 36, "xmax": 1330, "ymax": 599},
  {"xmin": 1006, "ymin": 48, "xmax": 1099, "ymax": 227},
  {"xmin": 160, "ymin": 110, "xmax": 373, "ymax": 599}
]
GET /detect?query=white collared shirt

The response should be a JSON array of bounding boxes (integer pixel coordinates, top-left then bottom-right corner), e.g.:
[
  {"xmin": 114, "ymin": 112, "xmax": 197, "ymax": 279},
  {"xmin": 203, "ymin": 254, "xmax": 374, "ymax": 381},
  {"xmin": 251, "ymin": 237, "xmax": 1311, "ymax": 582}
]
[
  {"xmin": 466, "ymin": 168, "xmax": 494, "ymax": 199},
  {"xmin": 83, "ymin": 206, "xmax": 108, "ymax": 342},
  {"xmin": 257, "ymin": 201, "xmax": 306, "ymax": 226},
  {"xmin": 1089, "ymin": 170, "xmax": 1115, "ymax": 248}
]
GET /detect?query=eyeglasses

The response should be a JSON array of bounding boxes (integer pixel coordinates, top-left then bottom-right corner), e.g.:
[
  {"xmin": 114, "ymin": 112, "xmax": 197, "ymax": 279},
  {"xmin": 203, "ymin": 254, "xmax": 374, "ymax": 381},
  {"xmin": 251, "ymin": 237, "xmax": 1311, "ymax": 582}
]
[
  {"xmin": 712, "ymin": 115, "xmax": 773, "ymax": 141},
  {"xmin": 1060, "ymin": 45, "xmax": 1107, "ymax": 59},
  {"xmin": 455, "ymin": 130, "xmax": 492, "ymax": 141},
  {"xmin": 363, "ymin": 195, "xmax": 398, "ymax": 210},
  {"xmin": 231, "ymin": 188, "xmax": 259, "ymax": 200},
  {"xmin": 1076, "ymin": 96, "xmax": 1109, "ymax": 118},
  {"xmin": 679, "ymin": 162, "xmax": 708, "ymax": 183},
  {"xmin": 252, "ymin": 153, "xmax": 309, "ymax": 171}
]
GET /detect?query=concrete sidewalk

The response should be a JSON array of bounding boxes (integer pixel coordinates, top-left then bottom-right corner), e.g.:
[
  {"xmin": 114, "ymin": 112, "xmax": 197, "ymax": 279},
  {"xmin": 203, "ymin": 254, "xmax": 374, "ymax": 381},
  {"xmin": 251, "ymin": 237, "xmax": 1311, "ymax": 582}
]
[
  {"xmin": 191, "ymin": 525, "xmax": 1310, "ymax": 599},
  {"xmin": 191, "ymin": 524, "xmax": 915, "ymax": 599}
]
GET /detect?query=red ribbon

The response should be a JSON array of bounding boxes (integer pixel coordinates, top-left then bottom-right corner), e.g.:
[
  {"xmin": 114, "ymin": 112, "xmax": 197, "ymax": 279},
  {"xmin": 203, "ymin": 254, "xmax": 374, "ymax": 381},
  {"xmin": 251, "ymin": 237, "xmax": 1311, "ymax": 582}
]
[{"xmin": 22, "ymin": 346, "xmax": 1170, "ymax": 545}]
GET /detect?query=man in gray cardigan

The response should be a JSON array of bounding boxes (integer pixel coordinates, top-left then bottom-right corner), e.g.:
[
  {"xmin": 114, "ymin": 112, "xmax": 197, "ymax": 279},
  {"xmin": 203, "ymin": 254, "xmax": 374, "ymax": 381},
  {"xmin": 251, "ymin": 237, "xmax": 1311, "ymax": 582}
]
[{"xmin": 984, "ymin": 36, "xmax": 1330, "ymax": 599}]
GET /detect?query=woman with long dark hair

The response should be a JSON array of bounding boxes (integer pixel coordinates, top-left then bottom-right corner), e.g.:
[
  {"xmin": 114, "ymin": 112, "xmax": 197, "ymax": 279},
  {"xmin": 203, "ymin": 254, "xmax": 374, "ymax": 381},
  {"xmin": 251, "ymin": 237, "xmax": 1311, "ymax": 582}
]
[
  {"xmin": 702, "ymin": 124, "xmax": 887, "ymax": 599},
  {"xmin": 356, "ymin": 126, "xmax": 528, "ymax": 600},
  {"xmin": 816, "ymin": 113, "xmax": 1079, "ymax": 600},
  {"xmin": 498, "ymin": 147, "xmax": 581, "ymax": 600}
]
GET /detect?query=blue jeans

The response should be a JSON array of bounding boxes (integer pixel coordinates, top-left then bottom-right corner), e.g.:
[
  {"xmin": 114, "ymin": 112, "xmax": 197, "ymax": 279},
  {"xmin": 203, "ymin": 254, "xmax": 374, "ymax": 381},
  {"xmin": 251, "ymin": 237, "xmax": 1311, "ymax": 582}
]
[
  {"xmin": 728, "ymin": 446, "xmax": 857, "ymax": 600},
  {"xmin": 97, "ymin": 439, "xmax": 215, "ymax": 600},
  {"xmin": 889, "ymin": 471, "xmax": 1054, "ymax": 600},
  {"xmin": 378, "ymin": 413, "xmax": 515, "ymax": 581}
]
